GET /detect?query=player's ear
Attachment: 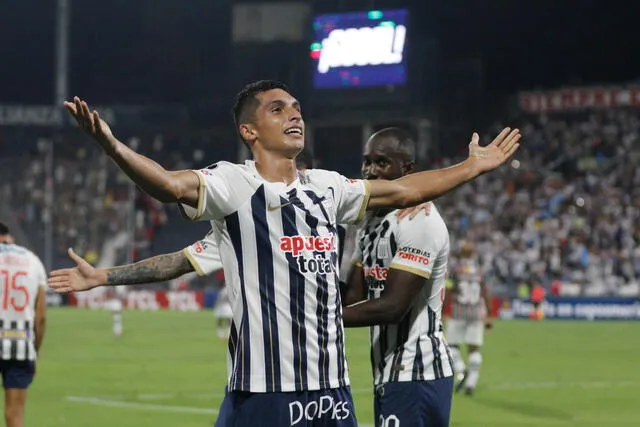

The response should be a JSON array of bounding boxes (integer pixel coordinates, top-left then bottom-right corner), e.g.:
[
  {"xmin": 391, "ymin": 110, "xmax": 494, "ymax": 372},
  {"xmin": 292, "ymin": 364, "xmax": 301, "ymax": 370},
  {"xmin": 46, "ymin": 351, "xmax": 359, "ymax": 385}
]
[{"xmin": 239, "ymin": 123, "xmax": 258, "ymax": 144}]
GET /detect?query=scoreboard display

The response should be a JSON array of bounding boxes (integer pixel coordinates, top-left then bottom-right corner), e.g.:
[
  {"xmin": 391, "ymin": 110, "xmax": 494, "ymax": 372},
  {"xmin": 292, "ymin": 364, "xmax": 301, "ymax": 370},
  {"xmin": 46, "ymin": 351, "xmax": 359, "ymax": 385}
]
[{"xmin": 310, "ymin": 9, "xmax": 408, "ymax": 89}]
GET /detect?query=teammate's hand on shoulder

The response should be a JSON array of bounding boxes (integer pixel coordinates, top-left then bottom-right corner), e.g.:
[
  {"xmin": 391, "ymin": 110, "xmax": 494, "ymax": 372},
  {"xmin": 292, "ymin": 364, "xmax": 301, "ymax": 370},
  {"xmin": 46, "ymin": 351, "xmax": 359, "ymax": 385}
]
[
  {"xmin": 64, "ymin": 96, "xmax": 116, "ymax": 152},
  {"xmin": 47, "ymin": 248, "xmax": 105, "ymax": 293},
  {"xmin": 467, "ymin": 128, "xmax": 521, "ymax": 174},
  {"xmin": 395, "ymin": 202, "xmax": 432, "ymax": 223}
]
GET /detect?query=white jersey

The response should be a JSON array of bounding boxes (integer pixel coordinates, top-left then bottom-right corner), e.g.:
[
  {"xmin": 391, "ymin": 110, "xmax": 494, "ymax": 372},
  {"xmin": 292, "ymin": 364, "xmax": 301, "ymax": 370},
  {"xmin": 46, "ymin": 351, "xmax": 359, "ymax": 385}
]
[
  {"xmin": 180, "ymin": 160, "xmax": 369, "ymax": 393},
  {"xmin": 353, "ymin": 204, "xmax": 453, "ymax": 385},
  {"xmin": 183, "ymin": 230, "xmax": 224, "ymax": 276},
  {"xmin": 0, "ymin": 243, "xmax": 46, "ymax": 361},
  {"xmin": 183, "ymin": 232, "xmax": 230, "ymax": 318},
  {"xmin": 450, "ymin": 260, "xmax": 486, "ymax": 321}
]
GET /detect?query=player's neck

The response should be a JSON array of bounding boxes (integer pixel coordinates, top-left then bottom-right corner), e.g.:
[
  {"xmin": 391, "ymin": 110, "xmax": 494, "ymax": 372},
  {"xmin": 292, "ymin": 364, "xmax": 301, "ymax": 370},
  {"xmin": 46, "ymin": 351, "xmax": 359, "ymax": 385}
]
[{"xmin": 253, "ymin": 152, "xmax": 298, "ymax": 185}]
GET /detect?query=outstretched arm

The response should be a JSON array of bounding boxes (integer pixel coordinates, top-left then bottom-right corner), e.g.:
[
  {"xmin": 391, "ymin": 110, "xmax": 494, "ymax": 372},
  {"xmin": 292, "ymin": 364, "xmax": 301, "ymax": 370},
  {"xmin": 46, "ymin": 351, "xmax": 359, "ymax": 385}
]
[
  {"xmin": 367, "ymin": 128, "xmax": 521, "ymax": 209},
  {"xmin": 65, "ymin": 97, "xmax": 200, "ymax": 207},
  {"xmin": 342, "ymin": 269, "xmax": 426, "ymax": 327},
  {"xmin": 48, "ymin": 248, "xmax": 194, "ymax": 293}
]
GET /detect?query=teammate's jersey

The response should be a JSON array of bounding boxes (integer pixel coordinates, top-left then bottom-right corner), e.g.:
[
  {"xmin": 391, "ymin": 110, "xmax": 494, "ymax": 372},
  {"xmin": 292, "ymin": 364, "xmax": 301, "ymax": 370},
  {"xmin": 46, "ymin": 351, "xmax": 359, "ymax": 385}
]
[
  {"xmin": 180, "ymin": 160, "xmax": 369, "ymax": 393},
  {"xmin": 450, "ymin": 260, "xmax": 487, "ymax": 321},
  {"xmin": 352, "ymin": 204, "xmax": 453, "ymax": 385},
  {"xmin": 183, "ymin": 231, "xmax": 224, "ymax": 276},
  {"xmin": 0, "ymin": 243, "xmax": 46, "ymax": 361}
]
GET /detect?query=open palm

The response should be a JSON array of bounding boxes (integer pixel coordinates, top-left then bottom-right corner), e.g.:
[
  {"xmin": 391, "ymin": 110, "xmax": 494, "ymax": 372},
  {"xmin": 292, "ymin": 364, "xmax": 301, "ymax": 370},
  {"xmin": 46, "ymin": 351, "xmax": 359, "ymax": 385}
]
[
  {"xmin": 468, "ymin": 128, "xmax": 521, "ymax": 174},
  {"xmin": 48, "ymin": 248, "xmax": 104, "ymax": 294},
  {"xmin": 64, "ymin": 96, "xmax": 115, "ymax": 151}
]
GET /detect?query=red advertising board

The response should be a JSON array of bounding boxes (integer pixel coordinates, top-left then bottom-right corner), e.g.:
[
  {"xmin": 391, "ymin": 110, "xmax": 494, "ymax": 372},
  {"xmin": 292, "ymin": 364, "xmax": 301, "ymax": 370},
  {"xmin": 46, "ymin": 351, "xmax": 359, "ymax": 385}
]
[
  {"xmin": 518, "ymin": 86, "xmax": 640, "ymax": 113},
  {"xmin": 68, "ymin": 290, "xmax": 204, "ymax": 311}
]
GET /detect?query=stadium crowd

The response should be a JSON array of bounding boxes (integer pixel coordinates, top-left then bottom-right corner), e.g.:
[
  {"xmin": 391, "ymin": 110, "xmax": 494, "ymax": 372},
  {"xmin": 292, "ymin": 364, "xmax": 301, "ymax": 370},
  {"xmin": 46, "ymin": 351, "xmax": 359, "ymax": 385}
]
[
  {"xmin": 2, "ymin": 108, "xmax": 639, "ymax": 296},
  {"xmin": 435, "ymin": 108, "xmax": 640, "ymax": 297}
]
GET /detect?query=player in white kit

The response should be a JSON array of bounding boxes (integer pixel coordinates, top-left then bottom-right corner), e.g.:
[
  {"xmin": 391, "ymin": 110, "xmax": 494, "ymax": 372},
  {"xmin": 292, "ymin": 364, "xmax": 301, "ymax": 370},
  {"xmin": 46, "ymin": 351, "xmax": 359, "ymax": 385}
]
[
  {"xmin": 55, "ymin": 80, "xmax": 520, "ymax": 426},
  {"xmin": 340, "ymin": 129, "xmax": 454, "ymax": 427},
  {"xmin": 0, "ymin": 223, "xmax": 47, "ymax": 427},
  {"xmin": 444, "ymin": 242, "xmax": 492, "ymax": 395}
]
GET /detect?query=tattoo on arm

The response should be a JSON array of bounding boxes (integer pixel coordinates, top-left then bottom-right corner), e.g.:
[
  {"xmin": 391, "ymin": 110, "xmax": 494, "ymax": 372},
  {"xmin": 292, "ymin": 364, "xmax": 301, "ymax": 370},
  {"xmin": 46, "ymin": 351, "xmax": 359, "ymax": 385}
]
[{"xmin": 106, "ymin": 251, "xmax": 194, "ymax": 285}]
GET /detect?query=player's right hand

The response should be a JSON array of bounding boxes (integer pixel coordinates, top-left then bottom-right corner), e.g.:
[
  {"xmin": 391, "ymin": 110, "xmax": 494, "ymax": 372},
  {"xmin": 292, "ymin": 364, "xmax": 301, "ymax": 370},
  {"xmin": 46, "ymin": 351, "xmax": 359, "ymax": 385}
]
[
  {"xmin": 64, "ymin": 96, "xmax": 116, "ymax": 152},
  {"xmin": 47, "ymin": 248, "xmax": 105, "ymax": 293}
]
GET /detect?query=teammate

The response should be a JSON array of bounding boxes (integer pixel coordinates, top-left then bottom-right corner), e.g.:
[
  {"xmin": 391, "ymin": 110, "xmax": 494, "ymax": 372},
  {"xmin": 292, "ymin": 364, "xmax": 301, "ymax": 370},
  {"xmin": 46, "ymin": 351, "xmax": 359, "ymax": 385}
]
[
  {"xmin": 444, "ymin": 242, "xmax": 492, "ymax": 396},
  {"xmin": 0, "ymin": 222, "xmax": 47, "ymax": 427},
  {"xmin": 58, "ymin": 80, "xmax": 520, "ymax": 426},
  {"xmin": 105, "ymin": 287, "xmax": 124, "ymax": 337},
  {"xmin": 340, "ymin": 128, "xmax": 454, "ymax": 427}
]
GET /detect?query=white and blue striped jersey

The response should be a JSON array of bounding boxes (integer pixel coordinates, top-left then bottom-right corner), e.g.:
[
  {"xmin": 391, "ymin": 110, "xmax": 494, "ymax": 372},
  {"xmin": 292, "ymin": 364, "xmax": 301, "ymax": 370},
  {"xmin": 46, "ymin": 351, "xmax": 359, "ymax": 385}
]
[
  {"xmin": 352, "ymin": 204, "xmax": 454, "ymax": 385},
  {"xmin": 0, "ymin": 243, "xmax": 46, "ymax": 362},
  {"xmin": 180, "ymin": 160, "xmax": 369, "ymax": 393}
]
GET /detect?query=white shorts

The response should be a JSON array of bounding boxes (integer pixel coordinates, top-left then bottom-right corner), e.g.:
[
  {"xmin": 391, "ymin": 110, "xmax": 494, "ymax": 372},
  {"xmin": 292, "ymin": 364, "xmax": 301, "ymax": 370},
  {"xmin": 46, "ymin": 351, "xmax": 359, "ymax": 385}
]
[{"xmin": 445, "ymin": 319, "xmax": 484, "ymax": 347}]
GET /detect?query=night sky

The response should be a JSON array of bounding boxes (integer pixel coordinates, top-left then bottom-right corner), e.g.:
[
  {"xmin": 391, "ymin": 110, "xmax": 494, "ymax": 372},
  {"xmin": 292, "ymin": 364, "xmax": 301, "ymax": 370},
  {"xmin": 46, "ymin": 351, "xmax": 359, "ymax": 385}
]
[{"xmin": 1, "ymin": 0, "xmax": 638, "ymax": 105}]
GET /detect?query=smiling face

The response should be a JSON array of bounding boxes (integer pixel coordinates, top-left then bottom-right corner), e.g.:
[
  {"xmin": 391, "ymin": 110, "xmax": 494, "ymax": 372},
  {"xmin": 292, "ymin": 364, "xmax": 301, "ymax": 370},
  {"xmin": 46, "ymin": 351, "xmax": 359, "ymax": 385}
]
[{"xmin": 238, "ymin": 88, "xmax": 305, "ymax": 156}]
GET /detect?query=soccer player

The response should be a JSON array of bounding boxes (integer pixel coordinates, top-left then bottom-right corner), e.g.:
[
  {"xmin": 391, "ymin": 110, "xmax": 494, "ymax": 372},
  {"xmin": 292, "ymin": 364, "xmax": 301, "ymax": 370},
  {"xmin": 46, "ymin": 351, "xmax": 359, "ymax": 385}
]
[
  {"xmin": 0, "ymin": 222, "xmax": 47, "ymax": 427},
  {"xmin": 339, "ymin": 128, "xmax": 454, "ymax": 427},
  {"xmin": 444, "ymin": 242, "xmax": 492, "ymax": 396},
  {"xmin": 105, "ymin": 287, "xmax": 124, "ymax": 337},
  {"xmin": 59, "ymin": 80, "xmax": 519, "ymax": 426}
]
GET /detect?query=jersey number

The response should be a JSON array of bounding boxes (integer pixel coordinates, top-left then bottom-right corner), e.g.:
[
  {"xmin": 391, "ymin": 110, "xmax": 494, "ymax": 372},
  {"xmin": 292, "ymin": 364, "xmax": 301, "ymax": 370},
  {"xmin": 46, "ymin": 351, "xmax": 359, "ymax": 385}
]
[
  {"xmin": 457, "ymin": 280, "xmax": 481, "ymax": 305},
  {"xmin": 0, "ymin": 270, "xmax": 29, "ymax": 312}
]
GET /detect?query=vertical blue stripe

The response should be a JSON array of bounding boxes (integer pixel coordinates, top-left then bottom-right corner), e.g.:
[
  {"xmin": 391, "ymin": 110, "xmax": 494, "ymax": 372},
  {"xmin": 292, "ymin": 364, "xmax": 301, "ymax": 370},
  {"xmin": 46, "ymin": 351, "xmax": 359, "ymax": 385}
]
[
  {"xmin": 290, "ymin": 190, "xmax": 333, "ymax": 387},
  {"xmin": 304, "ymin": 190, "xmax": 345, "ymax": 385},
  {"xmin": 389, "ymin": 314, "xmax": 411, "ymax": 382},
  {"xmin": 412, "ymin": 333, "xmax": 425, "ymax": 381},
  {"xmin": 427, "ymin": 307, "xmax": 445, "ymax": 379},
  {"xmin": 251, "ymin": 186, "xmax": 281, "ymax": 392},
  {"xmin": 9, "ymin": 320, "xmax": 18, "ymax": 360},
  {"xmin": 280, "ymin": 201, "xmax": 308, "ymax": 389},
  {"xmin": 225, "ymin": 212, "xmax": 251, "ymax": 390}
]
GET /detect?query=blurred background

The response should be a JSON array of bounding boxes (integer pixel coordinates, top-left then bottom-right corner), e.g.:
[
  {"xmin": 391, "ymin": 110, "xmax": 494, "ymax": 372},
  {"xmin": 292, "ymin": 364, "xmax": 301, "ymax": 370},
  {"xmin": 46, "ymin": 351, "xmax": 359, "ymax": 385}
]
[{"xmin": 1, "ymin": 1, "xmax": 640, "ymax": 425}]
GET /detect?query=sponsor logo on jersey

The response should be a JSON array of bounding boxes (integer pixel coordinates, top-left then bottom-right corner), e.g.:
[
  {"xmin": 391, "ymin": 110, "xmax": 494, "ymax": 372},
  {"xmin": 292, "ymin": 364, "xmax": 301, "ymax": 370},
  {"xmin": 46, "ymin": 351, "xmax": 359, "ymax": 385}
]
[
  {"xmin": 363, "ymin": 265, "xmax": 389, "ymax": 281},
  {"xmin": 397, "ymin": 246, "xmax": 431, "ymax": 265},
  {"xmin": 279, "ymin": 234, "xmax": 337, "ymax": 274}
]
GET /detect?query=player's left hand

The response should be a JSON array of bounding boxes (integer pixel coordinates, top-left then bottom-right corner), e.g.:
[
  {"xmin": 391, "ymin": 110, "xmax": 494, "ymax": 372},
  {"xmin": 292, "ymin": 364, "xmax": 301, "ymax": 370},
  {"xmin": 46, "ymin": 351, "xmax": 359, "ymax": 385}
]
[
  {"xmin": 47, "ymin": 248, "xmax": 106, "ymax": 293},
  {"xmin": 485, "ymin": 320, "xmax": 493, "ymax": 330},
  {"xmin": 395, "ymin": 202, "xmax": 432, "ymax": 222},
  {"xmin": 467, "ymin": 128, "xmax": 521, "ymax": 174}
]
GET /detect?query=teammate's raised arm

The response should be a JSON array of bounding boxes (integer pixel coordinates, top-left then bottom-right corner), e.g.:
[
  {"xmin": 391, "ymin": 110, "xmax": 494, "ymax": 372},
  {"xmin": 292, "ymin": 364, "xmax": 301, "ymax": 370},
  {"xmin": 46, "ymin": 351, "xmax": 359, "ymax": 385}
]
[
  {"xmin": 48, "ymin": 232, "xmax": 224, "ymax": 293},
  {"xmin": 366, "ymin": 128, "xmax": 521, "ymax": 209},
  {"xmin": 48, "ymin": 248, "xmax": 194, "ymax": 293},
  {"xmin": 64, "ymin": 97, "xmax": 200, "ymax": 207}
]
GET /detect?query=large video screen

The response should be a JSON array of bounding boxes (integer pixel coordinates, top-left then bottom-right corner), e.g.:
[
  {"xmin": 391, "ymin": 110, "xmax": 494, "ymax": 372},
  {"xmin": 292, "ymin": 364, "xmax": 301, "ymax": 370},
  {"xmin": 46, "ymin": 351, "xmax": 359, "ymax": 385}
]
[{"xmin": 311, "ymin": 9, "xmax": 408, "ymax": 89}]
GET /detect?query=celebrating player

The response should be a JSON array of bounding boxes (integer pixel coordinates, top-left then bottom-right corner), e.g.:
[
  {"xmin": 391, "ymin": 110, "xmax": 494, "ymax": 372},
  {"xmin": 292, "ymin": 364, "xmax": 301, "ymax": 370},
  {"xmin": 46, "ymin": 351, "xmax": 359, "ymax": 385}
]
[
  {"xmin": 0, "ymin": 223, "xmax": 47, "ymax": 427},
  {"xmin": 340, "ymin": 128, "xmax": 454, "ymax": 427},
  {"xmin": 59, "ymin": 80, "xmax": 520, "ymax": 426},
  {"xmin": 444, "ymin": 242, "xmax": 492, "ymax": 396}
]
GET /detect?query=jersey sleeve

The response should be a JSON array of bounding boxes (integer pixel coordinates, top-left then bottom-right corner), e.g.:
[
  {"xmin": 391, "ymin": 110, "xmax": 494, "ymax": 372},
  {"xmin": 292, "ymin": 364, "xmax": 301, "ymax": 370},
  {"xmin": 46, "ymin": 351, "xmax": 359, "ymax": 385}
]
[
  {"xmin": 182, "ymin": 231, "xmax": 223, "ymax": 277},
  {"xmin": 178, "ymin": 162, "xmax": 241, "ymax": 221},
  {"xmin": 334, "ymin": 175, "xmax": 370, "ymax": 225},
  {"xmin": 390, "ymin": 213, "xmax": 449, "ymax": 280}
]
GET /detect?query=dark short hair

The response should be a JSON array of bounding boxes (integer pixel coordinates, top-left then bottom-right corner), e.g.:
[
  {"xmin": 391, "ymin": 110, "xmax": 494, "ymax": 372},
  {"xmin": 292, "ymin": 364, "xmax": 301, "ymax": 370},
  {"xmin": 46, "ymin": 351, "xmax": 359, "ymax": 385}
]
[
  {"xmin": 370, "ymin": 127, "xmax": 416, "ymax": 164},
  {"xmin": 0, "ymin": 222, "xmax": 9, "ymax": 235},
  {"xmin": 232, "ymin": 80, "xmax": 292, "ymax": 143},
  {"xmin": 296, "ymin": 148, "xmax": 315, "ymax": 169}
]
